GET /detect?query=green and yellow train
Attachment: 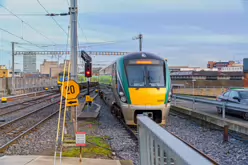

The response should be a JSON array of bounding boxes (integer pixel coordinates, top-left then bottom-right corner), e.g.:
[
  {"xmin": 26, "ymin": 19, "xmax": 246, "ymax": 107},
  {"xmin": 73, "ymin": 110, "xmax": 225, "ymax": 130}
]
[
  {"xmin": 57, "ymin": 71, "xmax": 70, "ymax": 89},
  {"xmin": 99, "ymin": 52, "xmax": 171, "ymax": 126}
]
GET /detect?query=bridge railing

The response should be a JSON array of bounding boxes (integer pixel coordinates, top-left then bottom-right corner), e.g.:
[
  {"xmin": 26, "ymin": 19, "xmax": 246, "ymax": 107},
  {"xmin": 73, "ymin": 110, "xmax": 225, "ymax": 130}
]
[
  {"xmin": 137, "ymin": 115, "xmax": 213, "ymax": 165},
  {"xmin": 173, "ymin": 95, "xmax": 248, "ymax": 119}
]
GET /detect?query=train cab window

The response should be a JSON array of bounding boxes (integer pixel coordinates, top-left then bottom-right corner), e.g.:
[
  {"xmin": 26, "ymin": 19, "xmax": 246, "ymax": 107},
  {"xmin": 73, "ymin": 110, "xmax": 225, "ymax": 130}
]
[
  {"xmin": 147, "ymin": 65, "xmax": 165, "ymax": 87},
  {"xmin": 126, "ymin": 65, "xmax": 146, "ymax": 87}
]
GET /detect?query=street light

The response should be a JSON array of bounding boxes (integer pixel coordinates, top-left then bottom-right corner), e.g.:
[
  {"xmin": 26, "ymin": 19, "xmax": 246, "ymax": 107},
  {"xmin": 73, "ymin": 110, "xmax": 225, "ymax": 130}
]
[{"xmin": 192, "ymin": 79, "xmax": 196, "ymax": 96}]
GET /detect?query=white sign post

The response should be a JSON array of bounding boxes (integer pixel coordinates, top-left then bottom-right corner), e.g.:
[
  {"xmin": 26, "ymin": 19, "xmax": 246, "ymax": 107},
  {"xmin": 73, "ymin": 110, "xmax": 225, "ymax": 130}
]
[{"xmin": 76, "ymin": 132, "xmax": 86, "ymax": 162}]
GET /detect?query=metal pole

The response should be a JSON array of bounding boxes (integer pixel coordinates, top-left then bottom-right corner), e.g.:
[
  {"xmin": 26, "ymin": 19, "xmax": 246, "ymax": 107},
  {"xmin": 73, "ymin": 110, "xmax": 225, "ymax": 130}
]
[
  {"xmin": 70, "ymin": 0, "xmax": 78, "ymax": 82},
  {"xmin": 70, "ymin": 0, "xmax": 78, "ymax": 140},
  {"xmin": 87, "ymin": 78, "xmax": 90, "ymax": 95},
  {"xmin": 139, "ymin": 34, "xmax": 142, "ymax": 52},
  {"xmin": 11, "ymin": 42, "xmax": 15, "ymax": 94},
  {"xmin": 193, "ymin": 81, "xmax": 194, "ymax": 96}
]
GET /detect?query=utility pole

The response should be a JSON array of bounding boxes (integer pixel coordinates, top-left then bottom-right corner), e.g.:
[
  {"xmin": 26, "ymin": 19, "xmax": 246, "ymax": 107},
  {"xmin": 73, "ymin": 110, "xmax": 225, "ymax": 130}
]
[
  {"xmin": 69, "ymin": 0, "xmax": 78, "ymax": 138},
  {"xmin": 11, "ymin": 42, "xmax": 15, "ymax": 94},
  {"xmin": 139, "ymin": 33, "xmax": 143, "ymax": 52}
]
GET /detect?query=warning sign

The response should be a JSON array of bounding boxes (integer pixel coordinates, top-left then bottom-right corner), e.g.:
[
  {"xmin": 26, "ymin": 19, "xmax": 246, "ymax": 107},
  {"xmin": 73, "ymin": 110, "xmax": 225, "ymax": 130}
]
[{"xmin": 76, "ymin": 132, "xmax": 86, "ymax": 147}]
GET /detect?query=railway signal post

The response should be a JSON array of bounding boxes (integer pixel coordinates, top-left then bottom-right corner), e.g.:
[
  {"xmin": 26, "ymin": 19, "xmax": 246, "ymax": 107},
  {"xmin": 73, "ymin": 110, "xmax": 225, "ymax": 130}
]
[{"xmin": 81, "ymin": 50, "xmax": 94, "ymax": 107}]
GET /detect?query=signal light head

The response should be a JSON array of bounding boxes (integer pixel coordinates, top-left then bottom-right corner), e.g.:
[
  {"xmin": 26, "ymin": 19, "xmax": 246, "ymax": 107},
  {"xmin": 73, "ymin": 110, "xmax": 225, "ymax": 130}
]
[{"xmin": 85, "ymin": 62, "xmax": 92, "ymax": 77}]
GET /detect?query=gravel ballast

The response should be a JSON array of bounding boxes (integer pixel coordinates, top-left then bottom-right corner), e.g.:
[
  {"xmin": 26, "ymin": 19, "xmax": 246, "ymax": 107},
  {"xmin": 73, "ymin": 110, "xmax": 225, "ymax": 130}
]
[
  {"xmin": 165, "ymin": 113, "xmax": 248, "ymax": 165},
  {"xmin": 3, "ymin": 95, "xmax": 139, "ymax": 165},
  {"xmin": 92, "ymin": 97, "xmax": 139, "ymax": 165}
]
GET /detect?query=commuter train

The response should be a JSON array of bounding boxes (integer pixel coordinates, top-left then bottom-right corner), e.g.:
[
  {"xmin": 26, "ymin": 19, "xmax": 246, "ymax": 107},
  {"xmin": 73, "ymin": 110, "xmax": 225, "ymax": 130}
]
[
  {"xmin": 57, "ymin": 71, "xmax": 70, "ymax": 89},
  {"xmin": 99, "ymin": 52, "xmax": 171, "ymax": 125}
]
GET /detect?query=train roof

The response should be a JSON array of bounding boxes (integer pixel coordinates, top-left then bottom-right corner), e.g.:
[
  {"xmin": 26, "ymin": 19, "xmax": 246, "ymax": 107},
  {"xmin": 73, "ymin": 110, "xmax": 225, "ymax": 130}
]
[
  {"xmin": 99, "ymin": 52, "xmax": 165, "ymax": 72},
  {"xmin": 122, "ymin": 52, "xmax": 164, "ymax": 61}
]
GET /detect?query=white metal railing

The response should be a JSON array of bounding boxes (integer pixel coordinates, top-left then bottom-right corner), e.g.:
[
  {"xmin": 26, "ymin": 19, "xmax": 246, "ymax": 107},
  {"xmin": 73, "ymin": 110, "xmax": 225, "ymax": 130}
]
[
  {"xmin": 137, "ymin": 115, "xmax": 213, "ymax": 165},
  {"xmin": 173, "ymin": 95, "xmax": 248, "ymax": 119}
]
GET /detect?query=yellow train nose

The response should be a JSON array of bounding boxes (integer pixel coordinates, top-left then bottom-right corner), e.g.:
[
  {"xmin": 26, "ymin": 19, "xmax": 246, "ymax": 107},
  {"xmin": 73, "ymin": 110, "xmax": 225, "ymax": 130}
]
[{"xmin": 129, "ymin": 88, "xmax": 166, "ymax": 106}]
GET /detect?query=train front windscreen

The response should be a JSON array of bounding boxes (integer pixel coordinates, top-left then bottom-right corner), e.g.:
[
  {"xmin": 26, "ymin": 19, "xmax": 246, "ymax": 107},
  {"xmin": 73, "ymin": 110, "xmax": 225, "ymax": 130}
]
[{"xmin": 125, "ymin": 59, "xmax": 165, "ymax": 87}]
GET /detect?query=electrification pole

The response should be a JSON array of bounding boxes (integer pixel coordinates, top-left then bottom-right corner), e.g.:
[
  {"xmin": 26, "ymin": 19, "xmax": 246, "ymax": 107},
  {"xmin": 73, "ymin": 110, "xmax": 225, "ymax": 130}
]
[
  {"xmin": 11, "ymin": 42, "xmax": 15, "ymax": 94},
  {"xmin": 70, "ymin": 0, "xmax": 78, "ymax": 82},
  {"xmin": 69, "ymin": 0, "xmax": 78, "ymax": 137}
]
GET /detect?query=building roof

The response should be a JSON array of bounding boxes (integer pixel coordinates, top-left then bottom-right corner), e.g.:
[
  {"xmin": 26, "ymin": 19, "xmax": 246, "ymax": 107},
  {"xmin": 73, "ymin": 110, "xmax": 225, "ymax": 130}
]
[{"xmin": 171, "ymin": 71, "xmax": 243, "ymax": 76}]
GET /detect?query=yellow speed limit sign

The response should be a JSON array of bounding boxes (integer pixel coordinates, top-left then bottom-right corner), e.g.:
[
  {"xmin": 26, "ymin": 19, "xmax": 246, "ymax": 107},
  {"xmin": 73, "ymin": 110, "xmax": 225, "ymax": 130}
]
[{"xmin": 62, "ymin": 80, "xmax": 80, "ymax": 100}]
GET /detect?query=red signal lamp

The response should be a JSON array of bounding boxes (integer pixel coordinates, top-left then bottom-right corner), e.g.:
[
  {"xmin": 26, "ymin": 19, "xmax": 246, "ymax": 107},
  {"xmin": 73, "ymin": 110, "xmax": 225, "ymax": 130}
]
[{"xmin": 85, "ymin": 62, "xmax": 92, "ymax": 77}]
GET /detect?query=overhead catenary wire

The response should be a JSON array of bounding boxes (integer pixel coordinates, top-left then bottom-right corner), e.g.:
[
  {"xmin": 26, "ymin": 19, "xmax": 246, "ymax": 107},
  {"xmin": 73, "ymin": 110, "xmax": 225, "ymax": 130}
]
[
  {"xmin": 78, "ymin": 38, "xmax": 139, "ymax": 48},
  {"xmin": 0, "ymin": 27, "xmax": 45, "ymax": 50},
  {"xmin": 0, "ymin": 13, "xmax": 46, "ymax": 16},
  {"xmin": 37, "ymin": 0, "xmax": 68, "ymax": 36},
  {"xmin": 78, "ymin": 21, "xmax": 88, "ymax": 43},
  {"xmin": 0, "ymin": 4, "xmax": 57, "ymax": 45}
]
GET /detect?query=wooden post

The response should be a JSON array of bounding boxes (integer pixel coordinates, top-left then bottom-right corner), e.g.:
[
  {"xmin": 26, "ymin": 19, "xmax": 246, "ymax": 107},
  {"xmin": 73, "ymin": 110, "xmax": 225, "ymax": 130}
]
[
  {"xmin": 223, "ymin": 125, "xmax": 229, "ymax": 142},
  {"xmin": 79, "ymin": 146, "xmax": 82, "ymax": 162}
]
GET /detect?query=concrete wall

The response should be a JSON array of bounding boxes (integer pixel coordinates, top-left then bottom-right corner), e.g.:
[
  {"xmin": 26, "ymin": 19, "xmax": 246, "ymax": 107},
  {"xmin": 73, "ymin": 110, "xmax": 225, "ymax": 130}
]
[{"xmin": 0, "ymin": 77, "xmax": 57, "ymax": 96}]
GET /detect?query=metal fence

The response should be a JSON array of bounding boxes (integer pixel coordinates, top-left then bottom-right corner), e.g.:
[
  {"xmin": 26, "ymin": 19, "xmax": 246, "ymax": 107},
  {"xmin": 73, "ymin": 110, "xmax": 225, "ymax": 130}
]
[
  {"xmin": 173, "ymin": 95, "xmax": 248, "ymax": 119},
  {"xmin": 137, "ymin": 115, "xmax": 213, "ymax": 165}
]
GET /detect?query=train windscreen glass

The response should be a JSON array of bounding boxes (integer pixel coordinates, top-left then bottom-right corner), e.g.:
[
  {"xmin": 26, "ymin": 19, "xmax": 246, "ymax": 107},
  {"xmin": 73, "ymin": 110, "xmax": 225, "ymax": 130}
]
[
  {"xmin": 147, "ymin": 65, "xmax": 165, "ymax": 87},
  {"xmin": 126, "ymin": 65, "xmax": 146, "ymax": 87},
  {"xmin": 125, "ymin": 59, "xmax": 165, "ymax": 87}
]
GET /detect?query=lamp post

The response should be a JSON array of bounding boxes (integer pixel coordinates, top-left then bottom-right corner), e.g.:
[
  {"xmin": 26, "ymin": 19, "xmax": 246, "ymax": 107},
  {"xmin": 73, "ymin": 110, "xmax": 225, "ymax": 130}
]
[{"xmin": 192, "ymin": 79, "xmax": 196, "ymax": 96}]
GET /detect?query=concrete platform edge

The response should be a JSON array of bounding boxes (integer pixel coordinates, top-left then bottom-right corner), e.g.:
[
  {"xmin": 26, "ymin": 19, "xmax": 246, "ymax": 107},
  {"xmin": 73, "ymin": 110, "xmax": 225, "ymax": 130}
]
[
  {"xmin": 77, "ymin": 102, "xmax": 101, "ymax": 119},
  {"xmin": 171, "ymin": 105, "xmax": 248, "ymax": 136},
  {"xmin": 0, "ymin": 155, "xmax": 134, "ymax": 165}
]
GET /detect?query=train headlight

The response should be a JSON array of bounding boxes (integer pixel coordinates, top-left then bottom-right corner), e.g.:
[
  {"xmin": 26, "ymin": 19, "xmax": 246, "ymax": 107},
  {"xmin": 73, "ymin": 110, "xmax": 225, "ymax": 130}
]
[
  {"xmin": 120, "ymin": 96, "xmax": 127, "ymax": 102},
  {"xmin": 119, "ymin": 92, "xmax": 124, "ymax": 96}
]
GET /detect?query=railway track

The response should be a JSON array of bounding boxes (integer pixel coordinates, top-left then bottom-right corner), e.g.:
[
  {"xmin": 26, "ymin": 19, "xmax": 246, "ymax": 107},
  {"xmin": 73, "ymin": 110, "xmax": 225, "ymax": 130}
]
[
  {"xmin": 0, "ymin": 87, "xmax": 98, "ymax": 153},
  {"xmin": 0, "ymin": 93, "xmax": 60, "ymax": 118},
  {"xmin": 99, "ymin": 93, "xmax": 139, "ymax": 141},
  {"xmin": 100, "ymin": 91, "xmax": 218, "ymax": 164},
  {"xmin": 0, "ymin": 91, "xmax": 58, "ymax": 110},
  {"xmin": 0, "ymin": 90, "xmax": 58, "ymax": 104}
]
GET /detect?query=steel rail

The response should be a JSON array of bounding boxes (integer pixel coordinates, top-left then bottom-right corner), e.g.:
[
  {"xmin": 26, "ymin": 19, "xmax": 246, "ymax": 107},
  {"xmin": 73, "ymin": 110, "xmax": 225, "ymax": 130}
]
[
  {"xmin": 0, "ymin": 99, "xmax": 60, "ymax": 129},
  {"xmin": 0, "ymin": 87, "xmax": 98, "ymax": 153},
  {"xmin": 0, "ymin": 92, "xmax": 57, "ymax": 110},
  {"xmin": 0, "ymin": 94, "xmax": 60, "ymax": 117},
  {"xmin": 0, "ymin": 109, "xmax": 59, "ymax": 152}
]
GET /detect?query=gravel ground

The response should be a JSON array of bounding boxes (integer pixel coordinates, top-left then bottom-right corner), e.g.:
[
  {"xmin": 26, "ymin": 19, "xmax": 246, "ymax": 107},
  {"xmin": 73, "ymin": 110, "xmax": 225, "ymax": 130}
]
[
  {"xmin": 93, "ymin": 97, "xmax": 139, "ymax": 165},
  {"xmin": 165, "ymin": 113, "xmax": 248, "ymax": 165},
  {"xmin": 5, "ymin": 114, "xmax": 58, "ymax": 155},
  {"xmin": 0, "ymin": 100, "xmax": 60, "ymax": 147},
  {"xmin": 0, "ymin": 95, "xmax": 60, "ymax": 122},
  {"xmin": 3, "ymin": 92, "xmax": 139, "ymax": 165},
  {"xmin": 3, "ymin": 91, "xmax": 94, "ymax": 155}
]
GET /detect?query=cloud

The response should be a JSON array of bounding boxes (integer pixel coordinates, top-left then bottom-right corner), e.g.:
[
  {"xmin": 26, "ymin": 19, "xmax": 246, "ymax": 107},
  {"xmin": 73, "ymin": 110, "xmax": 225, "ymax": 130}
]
[
  {"xmin": 0, "ymin": 0, "xmax": 248, "ymax": 69},
  {"xmin": 79, "ymin": 0, "xmax": 243, "ymax": 13}
]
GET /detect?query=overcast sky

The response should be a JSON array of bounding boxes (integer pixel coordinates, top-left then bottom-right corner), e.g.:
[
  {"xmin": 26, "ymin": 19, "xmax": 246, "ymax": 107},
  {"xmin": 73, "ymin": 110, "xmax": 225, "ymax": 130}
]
[{"xmin": 0, "ymin": 0, "xmax": 248, "ymax": 71}]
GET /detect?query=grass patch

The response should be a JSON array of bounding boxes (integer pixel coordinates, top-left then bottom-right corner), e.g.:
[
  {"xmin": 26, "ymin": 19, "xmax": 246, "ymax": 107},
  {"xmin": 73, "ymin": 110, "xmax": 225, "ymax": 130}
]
[{"xmin": 61, "ymin": 135, "xmax": 112, "ymax": 158}]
